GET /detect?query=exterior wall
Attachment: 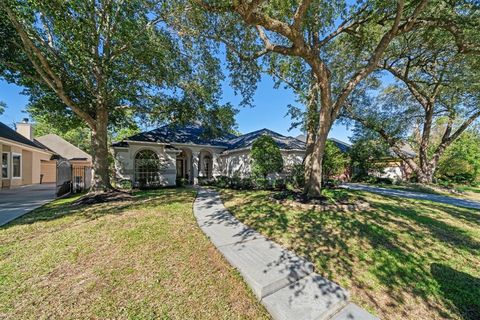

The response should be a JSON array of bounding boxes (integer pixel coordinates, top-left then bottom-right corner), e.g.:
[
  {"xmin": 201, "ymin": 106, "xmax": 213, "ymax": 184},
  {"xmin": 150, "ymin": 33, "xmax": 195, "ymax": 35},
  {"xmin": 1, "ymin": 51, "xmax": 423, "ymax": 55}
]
[
  {"xmin": 371, "ymin": 160, "xmax": 411, "ymax": 181},
  {"xmin": 219, "ymin": 149, "xmax": 305, "ymax": 178},
  {"xmin": 22, "ymin": 149, "xmax": 33, "ymax": 185},
  {"xmin": 113, "ymin": 143, "xmax": 177, "ymax": 186},
  {"xmin": 41, "ymin": 160, "xmax": 57, "ymax": 183},
  {"xmin": 113, "ymin": 142, "xmax": 306, "ymax": 185},
  {"xmin": 220, "ymin": 150, "xmax": 252, "ymax": 178}
]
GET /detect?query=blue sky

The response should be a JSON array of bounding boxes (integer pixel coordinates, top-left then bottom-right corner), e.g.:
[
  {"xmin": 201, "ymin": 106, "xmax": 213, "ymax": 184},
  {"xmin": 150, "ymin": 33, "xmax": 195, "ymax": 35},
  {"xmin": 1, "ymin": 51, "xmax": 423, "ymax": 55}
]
[{"xmin": 0, "ymin": 74, "xmax": 352, "ymax": 142}]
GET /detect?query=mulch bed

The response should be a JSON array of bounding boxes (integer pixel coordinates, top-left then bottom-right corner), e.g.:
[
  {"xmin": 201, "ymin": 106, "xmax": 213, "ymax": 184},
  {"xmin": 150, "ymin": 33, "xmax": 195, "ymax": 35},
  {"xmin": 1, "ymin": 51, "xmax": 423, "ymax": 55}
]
[{"xmin": 73, "ymin": 190, "xmax": 134, "ymax": 206}]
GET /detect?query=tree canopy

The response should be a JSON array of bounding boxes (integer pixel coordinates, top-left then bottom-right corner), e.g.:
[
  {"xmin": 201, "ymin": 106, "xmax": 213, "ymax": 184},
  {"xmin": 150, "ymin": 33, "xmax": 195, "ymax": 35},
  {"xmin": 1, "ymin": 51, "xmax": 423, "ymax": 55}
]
[
  {"xmin": 344, "ymin": 10, "xmax": 480, "ymax": 183},
  {"xmin": 189, "ymin": 0, "xmax": 463, "ymax": 197},
  {"xmin": 0, "ymin": 0, "xmax": 235, "ymax": 191},
  {"xmin": 251, "ymin": 135, "xmax": 283, "ymax": 179}
]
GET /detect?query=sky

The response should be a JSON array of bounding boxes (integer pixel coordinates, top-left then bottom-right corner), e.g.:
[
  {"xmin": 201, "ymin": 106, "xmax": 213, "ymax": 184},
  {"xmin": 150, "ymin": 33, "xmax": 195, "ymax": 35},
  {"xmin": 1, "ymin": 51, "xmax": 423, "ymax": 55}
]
[{"xmin": 0, "ymin": 72, "xmax": 353, "ymax": 143}]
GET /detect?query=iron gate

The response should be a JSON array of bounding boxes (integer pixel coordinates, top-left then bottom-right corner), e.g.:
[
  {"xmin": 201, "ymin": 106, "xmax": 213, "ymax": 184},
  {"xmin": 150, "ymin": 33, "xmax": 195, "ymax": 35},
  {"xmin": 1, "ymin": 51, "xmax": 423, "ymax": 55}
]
[
  {"xmin": 56, "ymin": 159, "xmax": 72, "ymax": 197},
  {"xmin": 56, "ymin": 160, "xmax": 93, "ymax": 197}
]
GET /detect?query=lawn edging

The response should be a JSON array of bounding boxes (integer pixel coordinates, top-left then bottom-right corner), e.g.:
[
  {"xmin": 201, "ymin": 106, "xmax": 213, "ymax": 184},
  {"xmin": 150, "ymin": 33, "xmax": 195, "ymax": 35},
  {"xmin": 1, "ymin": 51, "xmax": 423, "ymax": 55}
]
[{"xmin": 193, "ymin": 187, "xmax": 378, "ymax": 320}]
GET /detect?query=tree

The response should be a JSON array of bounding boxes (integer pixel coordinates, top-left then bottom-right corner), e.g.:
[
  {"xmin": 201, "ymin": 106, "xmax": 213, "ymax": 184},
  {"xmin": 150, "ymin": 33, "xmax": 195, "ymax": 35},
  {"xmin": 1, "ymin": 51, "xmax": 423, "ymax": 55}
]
[
  {"xmin": 349, "ymin": 125, "xmax": 392, "ymax": 179},
  {"xmin": 191, "ymin": 0, "xmax": 434, "ymax": 197},
  {"xmin": 251, "ymin": 135, "xmax": 283, "ymax": 179},
  {"xmin": 436, "ymin": 129, "xmax": 480, "ymax": 184},
  {"xmin": 345, "ymin": 17, "xmax": 480, "ymax": 184},
  {"xmin": 322, "ymin": 140, "xmax": 349, "ymax": 182},
  {"xmin": 0, "ymin": 0, "xmax": 233, "ymax": 192},
  {"xmin": 0, "ymin": 101, "xmax": 5, "ymax": 115}
]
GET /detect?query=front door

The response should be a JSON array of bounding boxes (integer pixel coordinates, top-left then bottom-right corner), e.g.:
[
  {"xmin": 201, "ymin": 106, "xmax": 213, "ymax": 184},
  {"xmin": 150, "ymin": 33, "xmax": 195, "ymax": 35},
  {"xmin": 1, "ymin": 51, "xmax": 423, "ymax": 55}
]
[{"xmin": 176, "ymin": 158, "xmax": 184, "ymax": 178}]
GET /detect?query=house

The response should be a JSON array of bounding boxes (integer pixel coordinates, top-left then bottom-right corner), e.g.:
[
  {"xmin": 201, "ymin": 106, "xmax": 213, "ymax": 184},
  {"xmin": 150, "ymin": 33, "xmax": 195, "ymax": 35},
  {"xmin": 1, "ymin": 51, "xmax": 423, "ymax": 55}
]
[
  {"xmin": 0, "ymin": 120, "xmax": 54, "ymax": 188},
  {"xmin": 112, "ymin": 125, "xmax": 306, "ymax": 186},
  {"xmin": 35, "ymin": 134, "xmax": 92, "ymax": 190},
  {"xmin": 371, "ymin": 146, "xmax": 416, "ymax": 181}
]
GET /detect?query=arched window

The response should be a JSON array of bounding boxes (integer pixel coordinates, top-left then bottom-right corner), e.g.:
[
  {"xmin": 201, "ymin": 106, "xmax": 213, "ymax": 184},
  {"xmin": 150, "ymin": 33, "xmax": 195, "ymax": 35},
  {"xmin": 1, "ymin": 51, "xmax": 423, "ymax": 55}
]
[{"xmin": 135, "ymin": 150, "xmax": 160, "ymax": 185}]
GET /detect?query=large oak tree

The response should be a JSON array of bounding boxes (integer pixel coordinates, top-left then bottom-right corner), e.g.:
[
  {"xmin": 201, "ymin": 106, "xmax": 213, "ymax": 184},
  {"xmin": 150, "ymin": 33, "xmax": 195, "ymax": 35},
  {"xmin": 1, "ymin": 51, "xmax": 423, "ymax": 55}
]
[
  {"xmin": 345, "ymin": 8, "xmax": 480, "ymax": 183},
  {"xmin": 0, "ymin": 0, "xmax": 234, "ymax": 192},
  {"xmin": 190, "ymin": 0, "xmax": 433, "ymax": 197}
]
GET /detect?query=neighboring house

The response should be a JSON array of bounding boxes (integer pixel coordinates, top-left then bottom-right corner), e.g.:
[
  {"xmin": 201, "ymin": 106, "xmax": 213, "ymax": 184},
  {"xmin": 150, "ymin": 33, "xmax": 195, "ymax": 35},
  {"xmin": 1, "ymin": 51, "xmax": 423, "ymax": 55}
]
[
  {"xmin": 371, "ymin": 146, "xmax": 416, "ymax": 181},
  {"xmin": 35, "ymin": 134, "xmax": 92, "ymax": 189},
  {"xmin": 112, "ymin": 125, "xmax": 306, "ymax": 187},
  {"xmin": 0, "ymin": 120, "xmax": 54, "ymax": 189}
]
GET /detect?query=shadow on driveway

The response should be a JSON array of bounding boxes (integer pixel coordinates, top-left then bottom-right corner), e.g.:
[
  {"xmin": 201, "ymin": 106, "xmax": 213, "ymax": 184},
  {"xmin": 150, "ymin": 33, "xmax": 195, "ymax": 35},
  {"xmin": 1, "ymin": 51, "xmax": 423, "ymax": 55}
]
[{"xmin": 0, "ymin": 184, "xmax": 56, "ymax": 226}]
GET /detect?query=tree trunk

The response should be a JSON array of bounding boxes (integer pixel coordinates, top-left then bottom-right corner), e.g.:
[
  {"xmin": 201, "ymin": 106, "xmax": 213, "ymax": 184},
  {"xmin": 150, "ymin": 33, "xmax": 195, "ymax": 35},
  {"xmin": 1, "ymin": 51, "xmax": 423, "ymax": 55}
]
[
  {"xmin": 303, "ymin": 81, "xmax": 319, "ymax": 186},
  {"xmin": 90, "ymin": 107, "xmax": 112, "ymax": 192},
  {"xmin": 304, "ymin": 106, "xmax": 332, "ymax": 198}
]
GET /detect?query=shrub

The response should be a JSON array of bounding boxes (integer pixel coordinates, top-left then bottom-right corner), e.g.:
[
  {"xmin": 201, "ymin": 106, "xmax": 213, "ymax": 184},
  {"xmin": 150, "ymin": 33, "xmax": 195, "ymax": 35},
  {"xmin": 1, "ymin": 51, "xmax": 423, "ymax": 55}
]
[
  {"xmin": 215, "ymin": 176, "xmax": 231, "ymax": 188},
  {"xmin": 253, "ymin": 177, "xmax": 269, "ymax": 190},
  {"xmin": 176, "ymin": 178, "xmax": 189, "ymax": 187},
  {"xmin": 272, "ymin": 178, "xmax": 286, "ymax": 190},
  {"xmin": 322, "ymin": 140, "xmax": 350, "ymax": 181},
  {"xmin": 251, "ymin": 135, "xmax": 283, "ymax": 179},
  {"xmin": 285, "ymin": 164, "xmax": 305, "ymax": 189},
  {"xmin": 115, "ymin": 179, "xmax": 132, "ymax": 190}
]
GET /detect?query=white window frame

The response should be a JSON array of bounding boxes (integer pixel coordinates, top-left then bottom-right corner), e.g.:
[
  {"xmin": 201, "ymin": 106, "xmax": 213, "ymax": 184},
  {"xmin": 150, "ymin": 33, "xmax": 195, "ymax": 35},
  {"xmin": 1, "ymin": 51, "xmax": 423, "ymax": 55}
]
[
  {"xmin": 1, "ymin": 152, "xmax": 9, "ymax": 179},
  {"xmin": 12, "ymin": 153, "xmax": 22, "ymax": 179}
]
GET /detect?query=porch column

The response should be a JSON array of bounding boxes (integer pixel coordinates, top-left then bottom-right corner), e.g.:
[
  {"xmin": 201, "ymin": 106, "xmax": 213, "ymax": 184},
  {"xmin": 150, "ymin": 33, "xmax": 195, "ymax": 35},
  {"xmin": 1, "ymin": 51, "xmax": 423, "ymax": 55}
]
[
  {"xmin": 192, "ymin": 151, "xmax": 199, "ymax": 185},
  {"xmin": 212, "ymin": 154, "xmax": 220, "ymax": 177}
]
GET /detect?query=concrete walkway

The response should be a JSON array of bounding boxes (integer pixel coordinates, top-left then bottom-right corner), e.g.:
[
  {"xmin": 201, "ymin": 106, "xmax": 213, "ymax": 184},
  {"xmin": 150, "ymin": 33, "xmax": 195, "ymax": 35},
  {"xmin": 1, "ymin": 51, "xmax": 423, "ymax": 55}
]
[
  {"xmin": 0, "ymin": 184, "xmax": 56, "ymax": 226},
  {"xmin": 194, "ymin": 188, "xmax": 377, "ymax": 320},
  {"xmin": 341, "ymin": 183, "xmax": 480, "ymax": 210}
]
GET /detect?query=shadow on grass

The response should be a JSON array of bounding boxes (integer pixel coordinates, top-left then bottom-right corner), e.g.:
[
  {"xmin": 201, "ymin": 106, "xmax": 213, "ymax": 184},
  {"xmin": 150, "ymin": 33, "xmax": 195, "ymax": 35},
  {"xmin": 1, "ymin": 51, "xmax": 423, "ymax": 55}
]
[
  {"xmin": 1, "ymin": 188, "xmax": 196, "ymax": 230},
  {"xmin": 219, "ymin": 188, "xmax": 479, "ymax": 318},
  {"xmin": 431, "ymin": 263, "xmax": 480, "ymax": 320}
]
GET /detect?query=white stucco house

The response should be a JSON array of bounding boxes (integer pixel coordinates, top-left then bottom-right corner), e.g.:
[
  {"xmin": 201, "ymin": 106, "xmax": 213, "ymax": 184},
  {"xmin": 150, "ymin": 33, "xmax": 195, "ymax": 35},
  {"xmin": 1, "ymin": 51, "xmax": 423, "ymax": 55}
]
[{"xmin": 112, "ymin": 125, "xmax": 307, "ymax": 187}]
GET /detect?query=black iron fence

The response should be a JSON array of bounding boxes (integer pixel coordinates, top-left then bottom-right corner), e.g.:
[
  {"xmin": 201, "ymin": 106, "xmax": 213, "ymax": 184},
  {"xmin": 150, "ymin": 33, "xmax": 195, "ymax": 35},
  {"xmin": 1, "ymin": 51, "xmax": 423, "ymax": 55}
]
[{"xmin": 56, "ymin": 160, "xmax": 92, "ymax": 197}]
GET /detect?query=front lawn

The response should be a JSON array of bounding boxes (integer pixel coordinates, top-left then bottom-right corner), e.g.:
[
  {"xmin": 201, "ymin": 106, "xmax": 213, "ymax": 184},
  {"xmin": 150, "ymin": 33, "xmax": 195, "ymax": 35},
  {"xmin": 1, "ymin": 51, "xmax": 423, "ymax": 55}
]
[
  {"xmin": 219, "ymin": 188, "xmax": 480, "ymax": 320},
  {"xmin": 0, "ymin": 189, "xmax": 268, "ymax": 319}
]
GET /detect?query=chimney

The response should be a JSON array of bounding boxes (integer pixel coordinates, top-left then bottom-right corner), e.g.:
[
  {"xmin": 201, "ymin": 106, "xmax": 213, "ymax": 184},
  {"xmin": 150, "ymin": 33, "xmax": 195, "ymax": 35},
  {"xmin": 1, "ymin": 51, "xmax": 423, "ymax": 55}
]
[{"xmin": 16, "ymin": 118, "xmax": 33, "ymax": 140}]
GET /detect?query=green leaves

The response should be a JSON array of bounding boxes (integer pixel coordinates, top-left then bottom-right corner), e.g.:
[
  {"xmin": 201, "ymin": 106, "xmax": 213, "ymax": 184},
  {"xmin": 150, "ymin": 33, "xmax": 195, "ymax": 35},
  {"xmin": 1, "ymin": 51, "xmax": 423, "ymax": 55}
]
[
  {"xmin": 1, "ymin": 0, "xmax": 234, "ymax": 131},
  {"xmin": 0, "ymin": 101, "xmax": 6, "ymax": 115},
  {"xmin": 251, "ymin": 135, "xmax": 284, "ymax": 179},
  {"xmin": 322, "ymin": 140, "xmax": 349, "ymax": 180}
]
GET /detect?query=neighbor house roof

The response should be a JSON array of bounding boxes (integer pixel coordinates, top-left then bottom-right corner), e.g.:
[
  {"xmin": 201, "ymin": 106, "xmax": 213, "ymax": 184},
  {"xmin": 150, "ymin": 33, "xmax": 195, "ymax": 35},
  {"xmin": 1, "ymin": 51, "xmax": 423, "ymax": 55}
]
[
  {"xmin": 36, "ymin": 134, "xmax": 92, "ymax": 161},
  {"xmin": 0, "ymin": 121, "xmax": 49, "ymax": 151},
  {"xmin": 113, "ymin": 124, "xmax": 236, "ymax": 148},
  {"xmin": 295, "ymin": 135, "xmax": 351, "ymax": 153},
  {"xmin": 227, "ymin": 128, "xmax": 305, "ymax": 151},
  {"xmin": 329, "ymin": 138, "xmax": 351, "ymax": 153}
]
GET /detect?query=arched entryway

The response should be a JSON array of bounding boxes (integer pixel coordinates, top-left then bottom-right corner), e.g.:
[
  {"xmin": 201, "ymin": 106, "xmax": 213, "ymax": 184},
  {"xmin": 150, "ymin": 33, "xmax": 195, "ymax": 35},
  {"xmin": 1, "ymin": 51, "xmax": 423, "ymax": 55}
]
[
  {"xmin": 199, "ymin": 149, "xmax": 213, "ymax": 179},
  {"xmin": 134, "ymin": 149, "xmax": 161, "ymax": 185},
  {"xmin": 176, "ymin": 148, "xmax": 191, "ymax": 182}
]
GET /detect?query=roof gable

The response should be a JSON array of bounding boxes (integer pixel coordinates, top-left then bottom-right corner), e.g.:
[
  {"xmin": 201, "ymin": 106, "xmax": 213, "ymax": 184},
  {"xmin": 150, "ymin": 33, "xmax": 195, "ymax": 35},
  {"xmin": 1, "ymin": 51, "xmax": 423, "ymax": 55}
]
[
  {"xmin": 36, "ymin": 134, "xmax": 91, "ymax": 161},
  {"xmin": 0, "ymin": 121, "xmax": 48, "ymax": 150},
  {"xmin": 227, "ymin": 128, "xmax": 305, "ymax": 151}
]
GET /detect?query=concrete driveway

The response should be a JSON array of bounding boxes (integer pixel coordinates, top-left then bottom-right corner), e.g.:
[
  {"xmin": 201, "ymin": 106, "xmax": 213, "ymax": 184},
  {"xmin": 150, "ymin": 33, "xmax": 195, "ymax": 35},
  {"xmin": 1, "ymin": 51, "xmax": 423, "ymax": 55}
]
[
  {"xmin": 0, "ymin": 184, "xmax": 56, "ymax": 226},
  {"xmin": 341, "ymin": 183, "xmax": 480, "ymax": 210}
]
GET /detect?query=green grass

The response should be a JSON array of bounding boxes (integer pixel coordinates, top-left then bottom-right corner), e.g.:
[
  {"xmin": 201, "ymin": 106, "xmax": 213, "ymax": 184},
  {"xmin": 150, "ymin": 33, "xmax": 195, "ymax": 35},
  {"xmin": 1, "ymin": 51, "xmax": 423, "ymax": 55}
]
[
  {"xmin": 220, "ymin": 188, "xmax": 480, "ymax": 320},
  {"xmin": 0, "ymin": 188, "xmax": 268, "ymax": 320}
]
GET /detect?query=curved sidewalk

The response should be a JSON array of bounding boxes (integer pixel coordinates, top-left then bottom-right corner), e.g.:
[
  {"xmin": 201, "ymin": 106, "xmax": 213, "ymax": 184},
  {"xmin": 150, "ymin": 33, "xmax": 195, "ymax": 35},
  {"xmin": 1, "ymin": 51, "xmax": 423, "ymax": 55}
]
[
  {"xmin": 194, "ymin": 188, "xmax": 377, "ymax": 320},
  {"xmin": 341, "ymin": 183, "xmax": 480, "ymax": 210}
]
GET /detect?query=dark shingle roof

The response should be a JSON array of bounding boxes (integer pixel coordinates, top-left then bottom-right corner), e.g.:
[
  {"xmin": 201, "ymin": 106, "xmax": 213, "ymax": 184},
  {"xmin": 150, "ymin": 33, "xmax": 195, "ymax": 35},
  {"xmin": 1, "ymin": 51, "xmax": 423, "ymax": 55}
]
[
  {"xmin": 113, "ymin": 125, "xmax": 307, "ymax": 151},
  {"xmin": 226, "ymin": 128, "xmax": 305, "ymax": 151},
  {"xmin": 0, "ymin": 121, "xmax": 48, "ymax": 150},
  {"xmin": 329, "ymin": 138, "xmax": 351, "ymax": 153},
  {"xmin": 114, "ymin": 124, "xmax": 236, "ymax": 148}
]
